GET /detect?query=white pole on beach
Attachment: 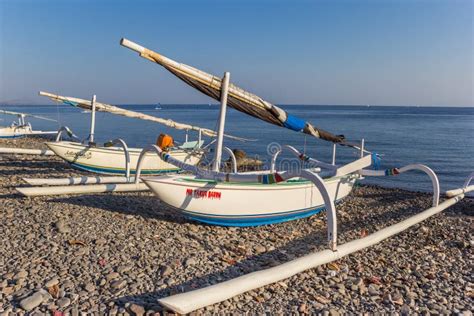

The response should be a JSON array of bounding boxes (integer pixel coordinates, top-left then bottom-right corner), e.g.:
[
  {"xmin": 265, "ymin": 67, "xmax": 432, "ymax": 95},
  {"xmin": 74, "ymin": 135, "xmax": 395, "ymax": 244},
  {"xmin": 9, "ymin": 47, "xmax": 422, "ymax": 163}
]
[
  {"xmin": 89, "ymin": 95, "xmax": 97, "ymax": 143},
  {"xmin": 331, "ymin": 143, "xmax": 336, "ymax": 165},
  {"xmin": 212, "ymin": 72, "xmax": 230, "ymax": 172}
]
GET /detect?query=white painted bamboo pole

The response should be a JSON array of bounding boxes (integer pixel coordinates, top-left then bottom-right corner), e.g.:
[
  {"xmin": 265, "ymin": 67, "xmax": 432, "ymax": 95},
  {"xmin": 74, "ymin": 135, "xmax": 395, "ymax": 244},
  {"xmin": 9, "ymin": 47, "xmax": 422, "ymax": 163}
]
[
  {"xmin": 89, "ymin": 95, "xmax": 97, "ymax": 143},
  {"xmin": 446, "ymin": 173, "xmax": 474, "ymax": 197},
  {"xmin": 0, "ymin": 147, "xmax": 55, "ymax": 156},
  {"xmin": 22, "ymin": 176, "xmax": 138, "ymax": 186},
  {"xmin": 158, "ymin": 194, "xmax": 464, "ymax": 314},
  {"xmin": 446, "ymin": 185, "xmax": 474, "ymax": 197},
  {"xmin": 212, "ymin": 72, "xmax": 230, "ymax": 172},
  {"xmin": 16, "ymin": 182, "xmax": 148, "ymax": 197}
]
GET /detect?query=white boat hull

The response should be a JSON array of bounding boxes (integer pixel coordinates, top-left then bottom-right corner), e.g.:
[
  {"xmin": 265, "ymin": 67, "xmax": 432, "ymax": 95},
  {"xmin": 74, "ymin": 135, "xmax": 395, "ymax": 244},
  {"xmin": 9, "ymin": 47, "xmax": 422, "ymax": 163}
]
[
  {"xmin": 143, "ymin": 174, "xmax": 357, "ymax": 226},
  {"xmin": 0, "ymin": 126, "xmax": 56, "ymax": 138},
  {"xmin": 46, "ymin": 141, "xmax": 203, "ymax": 175}
]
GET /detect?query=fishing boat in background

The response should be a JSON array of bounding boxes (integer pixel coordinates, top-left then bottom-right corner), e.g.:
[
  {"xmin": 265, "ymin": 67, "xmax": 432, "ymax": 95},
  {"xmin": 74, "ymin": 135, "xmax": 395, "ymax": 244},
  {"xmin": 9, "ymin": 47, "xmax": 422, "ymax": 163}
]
[
  {"xmin": 0, "ymin": 109, "xmax": 57, "ymax": 138},
  {"xmin": 155, "ymin": 103, "xmax": 162, "ymax": 110}
]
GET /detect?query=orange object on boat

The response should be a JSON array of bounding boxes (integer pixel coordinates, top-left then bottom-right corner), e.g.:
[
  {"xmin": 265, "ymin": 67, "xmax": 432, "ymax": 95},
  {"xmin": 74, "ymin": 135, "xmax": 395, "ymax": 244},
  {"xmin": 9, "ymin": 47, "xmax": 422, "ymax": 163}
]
[{"xmin": 157, "ymin": 133, "xmax": 174, "ymax": 150}]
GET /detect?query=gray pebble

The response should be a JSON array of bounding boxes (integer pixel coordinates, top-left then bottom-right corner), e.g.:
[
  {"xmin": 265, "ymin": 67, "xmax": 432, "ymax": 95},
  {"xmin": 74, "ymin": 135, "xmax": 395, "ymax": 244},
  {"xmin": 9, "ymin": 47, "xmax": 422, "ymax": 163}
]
[
  {"xmin": 20, "ymin": 291, "xmax": 43, "ymax": 311},
  {"xmin": 57, "ymin": 297, "xmax": 71, "ymax": 309}
]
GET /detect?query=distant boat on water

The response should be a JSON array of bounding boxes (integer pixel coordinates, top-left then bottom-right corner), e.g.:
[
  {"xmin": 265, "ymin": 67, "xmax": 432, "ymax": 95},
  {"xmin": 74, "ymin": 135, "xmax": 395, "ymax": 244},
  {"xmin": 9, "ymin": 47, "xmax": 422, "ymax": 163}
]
[{"xmin": 155, "ymin": 103, "xmax": 162, "ymax": 110}]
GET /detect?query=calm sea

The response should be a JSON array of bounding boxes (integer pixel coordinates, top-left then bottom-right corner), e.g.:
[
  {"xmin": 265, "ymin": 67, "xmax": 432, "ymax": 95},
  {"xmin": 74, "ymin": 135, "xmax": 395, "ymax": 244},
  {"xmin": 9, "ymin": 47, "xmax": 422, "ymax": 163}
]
[{"xmin": 2, "ymin": 104, "xmax": 473, "ymax": 194}]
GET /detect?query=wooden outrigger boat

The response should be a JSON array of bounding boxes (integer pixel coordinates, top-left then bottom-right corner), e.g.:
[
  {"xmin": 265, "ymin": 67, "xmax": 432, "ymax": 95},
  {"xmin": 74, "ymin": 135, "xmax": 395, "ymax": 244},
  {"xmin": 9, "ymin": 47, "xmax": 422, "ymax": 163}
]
[
  {"xmin": 121, "ymin": 38, "xmax": 374, "ymax": 226},
  {"xmin": 0, "ymin": 109, "xmax": 57, "ymax": 138},
  {"xmin": 38, "ymin": 92, "xmax": 221, "ymax": 176},
  {"xmin": 121, "ymin": 38, "xmax": 473, "ymax": 314}
]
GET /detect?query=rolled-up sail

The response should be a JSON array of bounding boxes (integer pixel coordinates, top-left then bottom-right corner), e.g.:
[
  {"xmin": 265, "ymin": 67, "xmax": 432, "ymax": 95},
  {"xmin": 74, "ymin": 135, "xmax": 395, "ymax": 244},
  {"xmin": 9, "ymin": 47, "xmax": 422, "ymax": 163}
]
[
  {"xmin": 120, "ymin": 38, "xmax": 344, "ymax": 143},
  {"xmin": 39, "ymin": 91, "xmax": 246, "ymax": 141}
]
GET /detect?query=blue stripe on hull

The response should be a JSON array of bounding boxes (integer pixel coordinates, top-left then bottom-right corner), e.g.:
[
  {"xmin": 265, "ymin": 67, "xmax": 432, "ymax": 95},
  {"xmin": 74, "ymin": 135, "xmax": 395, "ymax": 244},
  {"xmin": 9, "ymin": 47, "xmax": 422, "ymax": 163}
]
[
  {"xmin": 69, "ymin": 162, "xmax": 179, "ymax": 175},
  {"xmin": 0, "ymin": 135, "xmax": 25, "ymax": 139},
  {"xmin": 181, "ymin": 206, "xmax": 326, "ymax": 227},
  {"xmin": 167, "ymin": 198, "xmax": 346, "ymax": 227}
]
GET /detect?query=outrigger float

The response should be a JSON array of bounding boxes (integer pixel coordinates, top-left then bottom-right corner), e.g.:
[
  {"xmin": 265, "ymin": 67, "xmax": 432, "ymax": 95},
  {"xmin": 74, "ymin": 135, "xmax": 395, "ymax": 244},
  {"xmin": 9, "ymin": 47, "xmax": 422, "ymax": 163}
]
[{"xmin": 117, "ymin": 38, "xmax": 473, "ymax": 313}]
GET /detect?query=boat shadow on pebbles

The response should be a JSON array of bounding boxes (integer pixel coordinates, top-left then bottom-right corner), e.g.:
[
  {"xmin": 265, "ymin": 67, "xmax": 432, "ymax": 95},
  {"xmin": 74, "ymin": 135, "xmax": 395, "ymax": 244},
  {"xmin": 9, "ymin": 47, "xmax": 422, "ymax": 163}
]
[
  {"xmin": 0, "ymin": 160, "xmax": 70, "ymax": 177},
  {"xmin": 49, "ymin": 193, "xmax": 189, "ymax": 224}
]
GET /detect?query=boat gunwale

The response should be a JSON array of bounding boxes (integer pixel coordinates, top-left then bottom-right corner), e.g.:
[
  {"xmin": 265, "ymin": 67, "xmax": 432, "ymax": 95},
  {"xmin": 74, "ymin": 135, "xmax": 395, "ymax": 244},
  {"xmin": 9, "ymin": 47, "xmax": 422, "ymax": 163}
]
[
  {"xmin": 46, "ymin": 141, "xmax": 201, "ymax": 156},
  {"xmin": 143, "ymin": 174, "xmax": 357, "ymax": 190}
]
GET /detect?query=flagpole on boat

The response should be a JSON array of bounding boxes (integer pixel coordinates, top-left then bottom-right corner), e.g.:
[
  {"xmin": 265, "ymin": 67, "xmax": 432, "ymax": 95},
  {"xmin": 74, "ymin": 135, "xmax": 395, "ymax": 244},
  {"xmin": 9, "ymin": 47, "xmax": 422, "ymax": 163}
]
[
  {"xmin": 89, "ymin": 94, "xmax": 97, "ymax": 144},
  {"xmin": 212, "ymin": 72, "xmax": 230, "ymax": 172}
]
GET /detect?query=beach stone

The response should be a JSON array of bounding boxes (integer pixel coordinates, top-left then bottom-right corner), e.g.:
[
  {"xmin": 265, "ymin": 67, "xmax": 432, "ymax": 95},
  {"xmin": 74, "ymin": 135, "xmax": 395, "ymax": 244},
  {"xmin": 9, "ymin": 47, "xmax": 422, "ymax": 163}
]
[
  {"xmin": 84, "ymin": 283, "xmax": 95, "ymax": 292},
  {"xmin": 184, "ymin": 258, "xmax": 196, "ymax": 267},
  {"xmin": 95, "ymin": 238, "xmax": 107, "ymax": 245},
  {"xmin": 74, "ymin": 247, "xmax": 88, "ymax": 256},
  {"xmin": 298, "ymin": 303, "xmax": 308, "ymax": 313},
  {"xmin": 129, "ymin": 303, "xmax": 145, "ymax": 316},
  {"xmin": 111, "ymin": 280, "xmax": 127, "ymax": 290},
  {"xmin": 160, "ymin": 265, "xmax": 172, "ymax": 277},
  {"xmin": 45, "ymin": 278, "xmax": 59, "ymax": 288},
  {"xmin": 57, "ymin": 297, "xmax": 71, "ymax": 309},
  {"xmin": 368, "ymin": 284, "xmax": 379, "ymax": 296},
  {"xmin": 117, "ymin": 265, "xmax": 133, "ymax": 273},
  {"xmin": 20, "ymin": 291, "xmax": 43, "ymax": 311},
  {"xmin": 329, "ymin": 309, "xmax": 340, "ymax": 316},
  {"xmin": 400, "ymin": 305, "xmax": 410, "ymax": 315},
  {"xmin": 106, "ymin": 272, "xmax": 120, "ymax": 281},
  {"xmin": 14, "ymin": 270, "xmax": 28, "ymax": 279},
  {"xmin": 55, "ymin": 220, "xmax": 71, "ymax": 233},
  {"xmin": 254, "ymin": 245, "xmax": 266, "ymax": 254},
  {"xmin": 62, "ymin": 280, "xmax": 74, "ymax": 289}
]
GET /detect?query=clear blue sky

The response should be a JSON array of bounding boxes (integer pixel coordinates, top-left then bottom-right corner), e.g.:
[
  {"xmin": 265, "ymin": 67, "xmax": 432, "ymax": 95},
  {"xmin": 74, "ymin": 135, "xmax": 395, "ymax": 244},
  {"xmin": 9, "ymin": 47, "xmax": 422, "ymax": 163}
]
[{"xmin": 0, "ymin": 0, "xmax": 472, "ymax": 106}]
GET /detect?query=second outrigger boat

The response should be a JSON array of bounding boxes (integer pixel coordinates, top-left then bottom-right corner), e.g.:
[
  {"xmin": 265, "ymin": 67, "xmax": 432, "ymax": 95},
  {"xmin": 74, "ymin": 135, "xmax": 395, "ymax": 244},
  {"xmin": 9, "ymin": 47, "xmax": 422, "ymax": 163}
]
[
  {"xmin": 0, "ymin": 109, "xmax": 57, "ymax": 138},
  {"xmin": 39, "ymin": 92, "xmax": 244, "ymax": 175}
]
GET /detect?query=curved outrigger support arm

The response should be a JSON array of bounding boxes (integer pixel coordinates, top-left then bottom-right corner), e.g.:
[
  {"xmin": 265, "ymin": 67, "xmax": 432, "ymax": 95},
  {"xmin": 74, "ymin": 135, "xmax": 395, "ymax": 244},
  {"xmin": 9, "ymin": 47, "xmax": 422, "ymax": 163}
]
[
  {"xmin": 55, "ymin": 126, "xmax": 81, "ymax": 142},
  {"xmin": 360, "ymin": 164, "xmax": 440, "ymax": 207},
  {"xmin": 104, "ymin": 138, "xmax": 131, "ymax": 180},
  {"xmin": 299, "ymin": 169, "xmax": 338, "ymax": 250},
  {"xmin": 134, "ymin": 145, "xmax": 163, "ymax": 184},
  {"xmin": 223, "ymin": 147, "xmax": 237, "ymax": 173}
]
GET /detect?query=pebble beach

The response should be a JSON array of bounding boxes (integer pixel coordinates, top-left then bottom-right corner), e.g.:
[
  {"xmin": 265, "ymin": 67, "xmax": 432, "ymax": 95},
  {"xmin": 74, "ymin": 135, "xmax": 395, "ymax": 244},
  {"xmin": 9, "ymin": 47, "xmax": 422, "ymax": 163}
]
[{"xmin": 0, "ymin": 137, "xmax": 472, "ymax": 315}]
